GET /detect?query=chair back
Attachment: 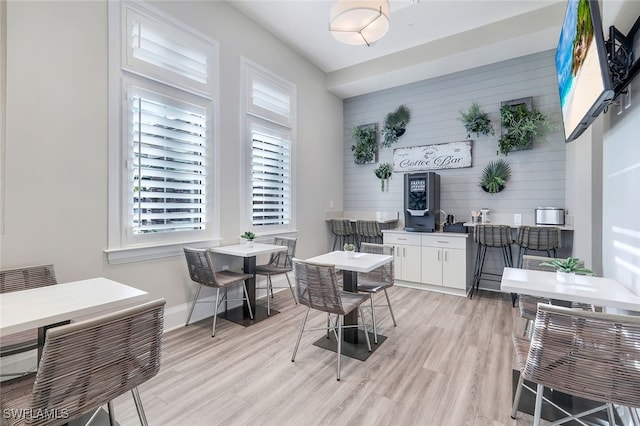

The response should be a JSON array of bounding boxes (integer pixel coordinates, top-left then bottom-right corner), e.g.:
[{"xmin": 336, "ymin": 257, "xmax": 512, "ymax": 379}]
[
  {"xmin": 267, "ymin": 237, "xmax": 296, "ymax": 269},
  {"xmin": 26, "ymin": 299, "xmax": 165, "ymax": 425},
  {"xmin": 516, "ymin": 226, "xmax": 561, "ymax": 250},
  {"xmin": 292, "ymin": 259, "xmax": 345, "ymax": 315},
  {"xmin": 522, "ymin": 255, "xmax": 583, "ymax": 272},
  {"xmin": 330, "ymin": 219, "xmax": 354, "ymax": 237},
  {"xmin": 359, "ymin": 243, "xmax": 394, "ymax": 285},
  {"xmin": 524, "ymin": 303, "xmax": 640, "ymax": 407},
  {"xmin": 184, "ymin": 247, "xmax": 223, "ymax": 288},
  {"xmin": 356, "ymin": 220, "xmax": 382, "ymax": 239},
  {"xmin": 474, "ymin": 225, "xmax": 513, "ymax": 247},
  {"xmin": 0, "ymin": 264, "xmax": 57, "ymax": 294}
]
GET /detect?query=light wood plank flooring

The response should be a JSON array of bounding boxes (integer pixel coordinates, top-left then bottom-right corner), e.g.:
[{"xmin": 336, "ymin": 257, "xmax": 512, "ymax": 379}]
[{"xmin": 109, "ymin": 286, "xmax": 535, "ymax": 425}]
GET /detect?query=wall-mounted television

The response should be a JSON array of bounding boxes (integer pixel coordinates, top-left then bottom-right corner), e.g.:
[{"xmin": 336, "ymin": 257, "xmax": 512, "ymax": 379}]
[{"xmin": 555, "ymin": 0, "xmax": 615, "ymax": 142}]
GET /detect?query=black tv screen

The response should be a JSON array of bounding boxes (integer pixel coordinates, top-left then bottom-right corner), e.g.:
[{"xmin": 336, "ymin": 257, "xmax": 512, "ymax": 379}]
[{"xmin": 555, "ymin": 0, "xmax": 614, "ymax": 142}]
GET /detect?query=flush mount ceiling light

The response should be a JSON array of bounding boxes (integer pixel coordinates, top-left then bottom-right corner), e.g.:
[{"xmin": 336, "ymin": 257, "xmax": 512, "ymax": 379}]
[{"xmin": 329, "ymin": 0, "xmax": 390, "ymax": 46}]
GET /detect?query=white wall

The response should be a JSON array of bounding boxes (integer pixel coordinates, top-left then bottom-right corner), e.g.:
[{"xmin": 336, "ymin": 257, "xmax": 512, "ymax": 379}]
[{"xmin": 1, "ymin": 0, "xmax": 343, "ymax": 330}]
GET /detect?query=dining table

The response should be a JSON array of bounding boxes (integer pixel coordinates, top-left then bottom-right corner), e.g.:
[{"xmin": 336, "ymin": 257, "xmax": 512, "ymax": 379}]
[
  {"xmin": 305, "ymin": 250, "xmax": 393, "ymax": 361},
  {"xmin": 209, "ymin": 242, "xmax": 287, "ymax": 325},
  {"xmin": 500, "ymin": 267, "xmax": 640, "ymax": 311},
  {"xmin": 0, "ymin": 277, "xmax": 149, "ymax": 361}
]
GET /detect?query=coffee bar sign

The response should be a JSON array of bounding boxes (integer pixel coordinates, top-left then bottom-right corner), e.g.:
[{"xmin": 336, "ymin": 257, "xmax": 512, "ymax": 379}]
[{"xmin": 393, "ymin": 140, "xmax": 472, "ymax": 172}]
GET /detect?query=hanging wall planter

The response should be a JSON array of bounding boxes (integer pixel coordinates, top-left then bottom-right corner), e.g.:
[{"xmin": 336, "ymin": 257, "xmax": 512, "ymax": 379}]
[
  {"xmin": 459, "ymin": 101, "xmax": 494, "ymax": 138},
  {"xmin": 498, "ymin": 97, "xmax": 553, "ymax": 156},
  {"xmin": 351, "ymin": 123, "xmax": 378, "ymax": 164},
  {"xmin": 374, "ymin": 163, "xmax": 392, "ymax": 191},
  {"xmin": 480, "ymin": 159, "xmax": 511, "ymax": 194},
  {"xmin": 381, "ymin": 105, "xmax": 411, "ymax": 148}
]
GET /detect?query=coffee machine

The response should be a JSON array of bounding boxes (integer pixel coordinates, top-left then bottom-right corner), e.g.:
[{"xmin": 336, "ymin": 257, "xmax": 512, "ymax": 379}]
[{"xmin": 404, "ymin": 172, "xmax": 440, "ymax": 232}]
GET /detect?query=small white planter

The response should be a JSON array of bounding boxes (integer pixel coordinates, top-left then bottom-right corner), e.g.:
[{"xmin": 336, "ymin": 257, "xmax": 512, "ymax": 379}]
[
  {"xmin": 247, "ymin": 240, "xmax": 255, "ymax": 248},
  {"xmin": 556, "ymin": 270, "xmax": 575, "ymax": 284},
  {"xmin": 345, "ymin": 250, "xmax": 355, "ymax": 259}
]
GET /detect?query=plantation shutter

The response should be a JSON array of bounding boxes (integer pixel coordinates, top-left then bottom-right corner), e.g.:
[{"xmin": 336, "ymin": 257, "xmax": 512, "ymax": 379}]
[{"xmin": 131, "ymin": 93, "xmax": 207, "ymax": 234}]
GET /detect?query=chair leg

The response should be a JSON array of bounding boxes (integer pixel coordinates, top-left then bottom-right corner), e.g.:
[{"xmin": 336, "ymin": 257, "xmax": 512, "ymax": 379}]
[
  {"xmin": 511, "ymin": 373, "xmax": 525, "ymax": 419},
  {"xmin": 383, "ymin": 288, "xmax": 397, "ymax": 327},
  {"xmin": 212, "ymin": 288, "xmax": 220, "ymax": 337},
  {"xmin": 337, "ymin": 315, "xmax": 343, "ymax": 381},
  {"xmin": 266, "ymin": 275, "xmax": 271, "ymax": 316},
  {"xmin": 107, "ymin": 401, "xmax": 117, "ymax": 426},
  {"xmin": 606, "ymin": 403, "xmax": 616, "ymax": 426},
  {"xmin": 292, "ymin": 307, "xmax": 310, "ymax": 362},
  {"xmin": 131, "ymin": 387, "xmax": 149, "ymax": 426},
  {"xmin": 369, "ymin": 295, "xmax": 378, "ymax": 344},
  {"xmin": 359, "ymin": 306, "xmax": 372, "ymax": 352},
  {"xmin": 242, "ymin": 282, "xmax": 254, "ymax": 320},
  {"xmin": 285, "ymin": 273, "xmax": 297, "ymax": 304},
  {"xmin": 533, "ymin": 383, "xmax": 544, "ymax": 426},
  {"xmin": 185, "ymin": 285, "xmax": 202, "ymax": 326}
]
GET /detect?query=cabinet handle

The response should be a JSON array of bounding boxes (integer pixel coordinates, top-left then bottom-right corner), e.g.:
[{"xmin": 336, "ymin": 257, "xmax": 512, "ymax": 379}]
[
  {"xmin": 437, "ymin": 241, "xmax": 449, "ymax": 244},
  {"xmin": 445, "ymin": 251, "xmax": 448, "ymax": 262},
  {"xmin": 437, "ymin": 251, "xmax": 440, "ymax": 261},
  {"xmin": 403, "ymin": 247, "xmax": 406, "ymax": 257}
]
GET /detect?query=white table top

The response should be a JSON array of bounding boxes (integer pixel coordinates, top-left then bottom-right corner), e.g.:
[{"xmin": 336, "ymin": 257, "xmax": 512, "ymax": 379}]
[
  {"xmin": 305, "ymin": 251, "xmax": 393, "ymax": 273},
  {"xmin": 0, "ymin": 277, "xmax": 149, "ymax": 337},
  {"xmin": 500, "ymin": 267, "xmax": 640, "ymax": 312},
  {"xmin": 209, "ymin": 243, "xmax": 287, "ymax": 258}
]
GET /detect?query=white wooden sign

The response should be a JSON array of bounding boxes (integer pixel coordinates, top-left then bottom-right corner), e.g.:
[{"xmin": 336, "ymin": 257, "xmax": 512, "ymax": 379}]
[{"xmin": 393, "ymin": 140, "xmax": 472, "ymax": 172}]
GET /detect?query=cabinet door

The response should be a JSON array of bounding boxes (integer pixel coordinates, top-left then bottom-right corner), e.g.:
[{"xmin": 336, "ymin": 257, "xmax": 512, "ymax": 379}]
[
  {"xmin": 443, "ymin": 248, "xmax": 466, "ymax": 289},
  {"xmin": 401, "ymin": 244, "xmax": 422, "ymax": 282},
  {"xmin": 421, "ymin": 247, "xmax": 443, "ymax": 286}
]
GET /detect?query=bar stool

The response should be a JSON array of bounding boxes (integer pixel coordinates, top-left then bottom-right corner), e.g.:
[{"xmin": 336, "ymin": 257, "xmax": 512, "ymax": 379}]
[
  {"xmin": 514, "ymin": 226, "xmax": 561, "ymax": 268},
  {"xmin": 355, "ymin": 220, "xmax": 383, "ymax": 248},
  {"xmin": 470, "ymin": 225, "xmax": 515, "ymax": 304},
  {"xmin": 329, "ymin": 219, "xmax": 356, "ymax": 250}
]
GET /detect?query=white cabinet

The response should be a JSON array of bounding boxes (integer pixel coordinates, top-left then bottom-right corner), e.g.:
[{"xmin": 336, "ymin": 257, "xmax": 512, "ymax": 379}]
[
  {"xmin": 421, "ymin": 235, "xmax": 468, "ymax": 290},
  {"xmin": 384, "ymin": 230, "xmax": 471, "ymax": 295},
  {"xmin": 383, "ymin": 232, "xmax": 422, "ymax": 283}
]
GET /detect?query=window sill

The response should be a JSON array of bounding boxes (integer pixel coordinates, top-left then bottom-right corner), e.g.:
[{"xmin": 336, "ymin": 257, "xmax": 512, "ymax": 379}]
[{"xmin": 104, "ymin": 238, "xmax": 223, "ymax": 265}]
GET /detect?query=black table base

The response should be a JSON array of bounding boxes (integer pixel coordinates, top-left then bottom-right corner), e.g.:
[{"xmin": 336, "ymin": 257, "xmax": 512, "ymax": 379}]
[
  {"xmin": 218, "ymin": 305, "xmax": 279, "ymax": 327},
  {"xmin": 313, "ymin": 330, "xmax": 386, "ymax": 361}
]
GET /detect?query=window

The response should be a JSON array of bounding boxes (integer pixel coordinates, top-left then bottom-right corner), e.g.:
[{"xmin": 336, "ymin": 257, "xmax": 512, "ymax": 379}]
[
  {"xmin": 242, "ymin": 60, "xmax": 296, "ymax": 232},
  {"xmin": 107, "ymin": 1, "xmax": 219, "ymax": 263}
]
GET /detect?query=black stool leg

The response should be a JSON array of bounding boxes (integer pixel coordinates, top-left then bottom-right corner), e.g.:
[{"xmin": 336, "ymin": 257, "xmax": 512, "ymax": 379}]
[{"xmin": 475, "ymin": 245, "xmax": 488, "ymax": 295}]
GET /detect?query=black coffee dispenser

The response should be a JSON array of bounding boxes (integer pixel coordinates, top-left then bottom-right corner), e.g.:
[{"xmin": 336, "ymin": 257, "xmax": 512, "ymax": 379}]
[{"xmin": 404, "ymin": 172, "xmax": 440, "ymax": 232}]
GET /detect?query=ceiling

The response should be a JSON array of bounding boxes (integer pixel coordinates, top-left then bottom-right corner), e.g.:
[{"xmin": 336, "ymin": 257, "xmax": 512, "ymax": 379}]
[{"xmin": 228, "ymin": 0, "xmax": 567, "ymax": 98}]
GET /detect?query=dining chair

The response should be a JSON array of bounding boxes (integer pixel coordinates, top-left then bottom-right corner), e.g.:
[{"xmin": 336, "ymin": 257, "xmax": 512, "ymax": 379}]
[
  {"xmin": 291, "ymin": 259, "xmax": 371, "ymax": 381},
  {"xmin": 0, "ymin": 298, "xmax": 165, "ymax": 426},
  {"xmin": 329, "ymin": 219, "xmax": 356, "ymax": 250},
  {"xmin": 255, "ymin": 236, "xmax": 298, "ymax": 315},
  {"xmin": 355, "ymin": 220, "xmax": 383, "ymax": 247},
  {"xmin": 0, "ymin": 264, "xmax": 57, "ymax": 379},
  {"xmin": 511, "ymin": 303, "xmax": 640, "ymax": 426},
  {"xmin": 357, "ymin": 243, "xmax": 397, "ymax": 344},
  {"xmin": 183, "ymin": 247, "xmax": 254, "ymax": 337},
  {"xmin": 514, "ymin": 226, "xmax": 561, "ymax": 268},
  {"xmin": 519, "ymin": 255, "xmax": 594, "ymax": 337},
  {"xmin": 470, "ymin": 224, "xmax": 515, "ymax": 304}
]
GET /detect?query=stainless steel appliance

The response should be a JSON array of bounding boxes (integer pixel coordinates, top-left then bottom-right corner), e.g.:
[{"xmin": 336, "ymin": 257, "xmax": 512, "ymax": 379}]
[{"xmin": 535, "ymin": 207, "xmax": 565, "ymax": 225}]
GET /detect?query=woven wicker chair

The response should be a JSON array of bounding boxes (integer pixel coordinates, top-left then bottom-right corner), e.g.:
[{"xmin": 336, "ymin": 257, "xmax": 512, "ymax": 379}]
[
  {"xmin": 355, "ymin": 220, "xmax": 383, "ymax": 247},
  {"xmin": 470, "ymin": 225, "xmax": 514, "ymax": 303},
  {"xmin": 0, "ymin": 265, "xmax": 57, "ymax": 379},
  {"xmin": 519, "ymin": 255, "xmax": 594, "ymax": 337},
  {"xmin": 515, "ymin": 226, "xmax": 561, "ymax": 268},
  {"xmin": 357, "ymin": 243, "xmax": 396, "ymax": 344},
  {"xmin": 511, "ymin": 303, "xmax": 640, "ymax": 425},
  {"xmin": 0, "ymin": 298, "xmax": 165, "ymax": 426},
  {"xmin": 184, "ymin": 247, "xmax": 254, "ymax": 337},
  {"xmin": 291, "ymin": 259, "xmax": 371, "ymax": 381},
  {"xmin": 255, "ymin": 237, "xmax": 298, "ymax": 316},
  {"xmin": 329, "ymin": 219, "xmax": 356, "ymax": 250}
]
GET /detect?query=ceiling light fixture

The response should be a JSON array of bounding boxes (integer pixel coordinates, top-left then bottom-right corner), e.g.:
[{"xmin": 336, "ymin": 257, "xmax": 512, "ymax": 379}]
[{"xmin": 329, "ymin": 0, "xmax": 390, "ymax": 46}]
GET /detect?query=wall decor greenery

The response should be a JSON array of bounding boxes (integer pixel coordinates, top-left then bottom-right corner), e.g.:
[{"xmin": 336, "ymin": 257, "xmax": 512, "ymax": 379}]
[
  {"xmin": 381, "ymin": 105, "xmax": 411, "ymax": 147},
  {"xmin": 351, "ymin": 123, "xmax": 377, "ymax": 164},
  {"xmin": 480, "ymin": 159, "xmax": 511, "ymax": 194},
  {"xmin": 374, "ymin": 162, "xmax": 392, "ymax": 191},
  {"xmin": 459, "ymin": 101, "xmax": 494, "ymax": 138},
  {"xmin": 498, "ymin": 97, "xmax": 553, "ymax": 156}
]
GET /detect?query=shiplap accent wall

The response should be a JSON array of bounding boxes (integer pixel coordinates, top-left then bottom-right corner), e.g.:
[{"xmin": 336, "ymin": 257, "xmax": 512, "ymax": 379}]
[{"xmin": 343, "ymin": 50, "xmax": 566, "ymax": 291}]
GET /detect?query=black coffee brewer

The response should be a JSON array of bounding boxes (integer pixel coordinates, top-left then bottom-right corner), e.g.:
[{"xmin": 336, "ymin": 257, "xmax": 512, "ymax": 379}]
[{"xmin": 404, "ymin": 172, "xmax": 440, "ymax": 232}]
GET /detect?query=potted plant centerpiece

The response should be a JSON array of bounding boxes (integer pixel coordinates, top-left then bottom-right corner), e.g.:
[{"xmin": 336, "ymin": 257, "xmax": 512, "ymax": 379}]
[
  {"xmin": 241, "ymin": 231, "xmax": 256, "ymax": 247},
  {"xmin": 343, "ymin": 243, "xmax": 356, "ymax": 259},
  {"xmin": 480, "ymin": 159, "xmax": 511, "ymax": 194},
  {"xmin": 539, "ymin": 257, "xmax": 593, "ymax": 284}
]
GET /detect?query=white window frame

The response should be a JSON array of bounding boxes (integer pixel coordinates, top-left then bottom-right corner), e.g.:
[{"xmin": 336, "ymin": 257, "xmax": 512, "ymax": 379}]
[
  {"xmin": 240, "ymin": 58, "xmax": 296, "ymax": 235},
  {"xmin": 106, "ymin": 0, "xmax": 220, "ymax": 264}
]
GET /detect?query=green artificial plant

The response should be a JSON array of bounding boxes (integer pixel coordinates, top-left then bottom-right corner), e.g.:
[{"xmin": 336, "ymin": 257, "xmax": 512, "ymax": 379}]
[
  {"xmin": 480, "ymin": 159, "xmax": 511, "ymax": 194},
  {"xmin": 374, "ymin": 163, "xmax": 392, "ymax": 191},
  {"xmin": 381, "ymin": 105, "xmax": 411, "ymax": 147},
  {"xmin": 351, "ymin": 125, "xmax": 378, "ymax": 164},
  {"xmin": 539, "ymin": 257, "xmax": 594, "ymax": 275},
  {"xmin": 459, "ymin": 101, "xmax": 494, "ymax": 138},
  {"xmin": 498, "ymin": 103, "xmax": 553, "ymax": 156}
]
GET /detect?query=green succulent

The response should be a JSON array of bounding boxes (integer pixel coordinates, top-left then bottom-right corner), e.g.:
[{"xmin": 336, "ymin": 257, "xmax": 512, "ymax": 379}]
[
  {"xmin": 343, "ymin": 243, "xmax": 356, "ymax": 251},
  {"xmin": 241, "ymin": 231, "xmax": 256, "ymax": 240},
  {"xmin": 459, "ymin": 101, "xmax": 494, "ymax": 138},
  {"xmin": 480, "ymin": 159, "xmax": 511, "ymax": 194},
  {"xmin": 539, "ymin": 257, "xmax": 594, "ymax": 274}
]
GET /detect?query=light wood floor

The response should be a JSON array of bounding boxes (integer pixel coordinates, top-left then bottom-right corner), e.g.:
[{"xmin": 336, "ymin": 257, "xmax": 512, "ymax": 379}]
[{"xmin": 110, "ymin": 286, "xmax": 537, "ymax": 426}]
